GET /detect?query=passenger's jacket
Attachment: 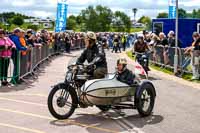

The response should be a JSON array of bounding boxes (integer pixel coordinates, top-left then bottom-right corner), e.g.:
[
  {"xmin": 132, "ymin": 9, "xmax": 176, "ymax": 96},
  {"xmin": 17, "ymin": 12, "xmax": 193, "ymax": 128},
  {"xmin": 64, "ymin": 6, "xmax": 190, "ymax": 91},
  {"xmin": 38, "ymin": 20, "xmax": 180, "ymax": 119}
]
[
  {"xmin": 117, "ymin": 69, "xmax": 135, "ymax": 85},
  {"xmin": 76, "ymin": 44, "xmax": 107, "ymax": 68},
  {"xmin": 9, "ymin": 34, "xmax": 27, "ymax": 51}
]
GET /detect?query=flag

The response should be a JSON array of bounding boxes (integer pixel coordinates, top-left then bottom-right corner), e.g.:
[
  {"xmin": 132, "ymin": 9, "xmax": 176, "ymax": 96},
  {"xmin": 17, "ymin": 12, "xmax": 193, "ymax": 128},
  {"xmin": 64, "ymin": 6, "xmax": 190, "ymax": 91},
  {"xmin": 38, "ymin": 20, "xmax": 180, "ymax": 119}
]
[
  {"xmin": 55, "ymin": 0, "xmax": 68, "ymax": 32},
  {"xmin": 134, "ymin": 62, "xmax": 148, "ymax": 79},
  {"xmin": 169, "ymin": 0, "xmax": 176, "ymax": 19}
]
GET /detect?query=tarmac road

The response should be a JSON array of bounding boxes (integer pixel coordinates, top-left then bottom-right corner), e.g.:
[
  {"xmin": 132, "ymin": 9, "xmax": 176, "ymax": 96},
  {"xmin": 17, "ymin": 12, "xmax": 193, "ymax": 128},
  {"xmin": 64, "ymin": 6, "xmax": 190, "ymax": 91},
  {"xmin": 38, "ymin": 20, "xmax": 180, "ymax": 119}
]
[{"xmin": 0, "ymin": 51, "xmax": 199, "ymax": 133}]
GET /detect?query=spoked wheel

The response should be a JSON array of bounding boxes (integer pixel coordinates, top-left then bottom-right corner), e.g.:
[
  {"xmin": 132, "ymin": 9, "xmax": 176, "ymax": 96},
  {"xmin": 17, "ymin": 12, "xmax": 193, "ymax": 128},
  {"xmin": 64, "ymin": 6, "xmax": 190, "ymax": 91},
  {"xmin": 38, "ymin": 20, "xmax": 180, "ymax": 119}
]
[
  {"xmin": 48, "ymin": 83, "xmax": 78, "ymax": 119},
  {"xmin": 135, "ymin": 84, "xmax": 155, "ymax": 117}
]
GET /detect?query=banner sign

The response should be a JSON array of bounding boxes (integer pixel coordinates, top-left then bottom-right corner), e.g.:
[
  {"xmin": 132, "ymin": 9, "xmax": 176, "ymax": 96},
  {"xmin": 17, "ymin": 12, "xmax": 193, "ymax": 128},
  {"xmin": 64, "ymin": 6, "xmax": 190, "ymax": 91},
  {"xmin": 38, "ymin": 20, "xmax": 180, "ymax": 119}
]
[
  {"xmin": 169, "ymin": 0, "xmax": 176, "ymax": 19},
  {"xmin": 55, "ymin": 0, "xmax": 68, "ymax": 32}
]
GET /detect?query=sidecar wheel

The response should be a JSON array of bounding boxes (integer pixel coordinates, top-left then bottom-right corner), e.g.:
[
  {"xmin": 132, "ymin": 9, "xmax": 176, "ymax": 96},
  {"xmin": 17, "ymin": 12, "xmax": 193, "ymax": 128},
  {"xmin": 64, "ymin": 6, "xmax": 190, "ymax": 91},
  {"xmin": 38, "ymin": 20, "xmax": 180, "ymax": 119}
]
[
  {"xmin": 48, "ymin": 83, "xmax": 78, "ymax": 120},
  {"xmin": 135, "ymin": 84, "xmax": 155, "ymax": 117}
]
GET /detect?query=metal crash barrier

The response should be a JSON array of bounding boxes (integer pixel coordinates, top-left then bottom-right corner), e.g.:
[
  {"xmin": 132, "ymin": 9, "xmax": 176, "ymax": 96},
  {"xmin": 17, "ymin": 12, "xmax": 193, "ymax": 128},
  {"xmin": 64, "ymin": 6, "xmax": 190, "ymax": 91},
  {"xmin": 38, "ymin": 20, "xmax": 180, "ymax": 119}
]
[
  {"xmin": 0, "ymin": 39, "xmax": 84, "ymax": 87},
  {"xmin": 149, "ymin": 45, "xmax": 193, "ymax": 74}
]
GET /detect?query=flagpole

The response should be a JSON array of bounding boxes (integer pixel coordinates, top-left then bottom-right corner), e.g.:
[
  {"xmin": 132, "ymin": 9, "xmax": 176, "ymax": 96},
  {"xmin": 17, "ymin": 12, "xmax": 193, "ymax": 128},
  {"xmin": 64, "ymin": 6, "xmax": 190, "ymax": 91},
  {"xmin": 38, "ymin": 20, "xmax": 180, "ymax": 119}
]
[{"xmin": 174, "ymin": 0, "xmax": 178, "ymax": 74}]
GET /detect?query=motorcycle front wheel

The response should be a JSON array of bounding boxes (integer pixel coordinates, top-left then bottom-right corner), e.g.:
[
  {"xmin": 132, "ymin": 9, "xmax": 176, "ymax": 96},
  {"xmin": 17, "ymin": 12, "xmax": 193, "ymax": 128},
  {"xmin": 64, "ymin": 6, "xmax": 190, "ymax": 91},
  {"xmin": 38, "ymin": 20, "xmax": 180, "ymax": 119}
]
[{"xmin": 48, "ymin": 83, "xmax": 78, "ymax": 119}]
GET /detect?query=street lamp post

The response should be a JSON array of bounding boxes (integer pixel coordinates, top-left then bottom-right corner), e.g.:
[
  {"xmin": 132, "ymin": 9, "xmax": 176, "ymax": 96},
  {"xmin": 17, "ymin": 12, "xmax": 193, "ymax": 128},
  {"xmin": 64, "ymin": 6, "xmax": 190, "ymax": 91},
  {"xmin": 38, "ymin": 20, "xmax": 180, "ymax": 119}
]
[{"xmin": 174, "ymin": 0, "xmax": 179, "ymax": 74}]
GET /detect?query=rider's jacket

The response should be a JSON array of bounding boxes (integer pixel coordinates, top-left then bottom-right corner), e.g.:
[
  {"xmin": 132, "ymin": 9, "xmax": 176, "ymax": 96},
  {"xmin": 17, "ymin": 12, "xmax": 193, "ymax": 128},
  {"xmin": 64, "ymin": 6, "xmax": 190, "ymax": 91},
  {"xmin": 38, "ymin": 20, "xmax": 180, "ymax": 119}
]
[
  {"xmin": 117, "ymin": 69, "xmax": 135, "ymax": 85},
  {"xmin": 76, "ymin": 43, "xmax": 107, "ymax": 68},
  {"xmin": 134, "ymin": 40, "xmax": 149, "ymax": 53}
]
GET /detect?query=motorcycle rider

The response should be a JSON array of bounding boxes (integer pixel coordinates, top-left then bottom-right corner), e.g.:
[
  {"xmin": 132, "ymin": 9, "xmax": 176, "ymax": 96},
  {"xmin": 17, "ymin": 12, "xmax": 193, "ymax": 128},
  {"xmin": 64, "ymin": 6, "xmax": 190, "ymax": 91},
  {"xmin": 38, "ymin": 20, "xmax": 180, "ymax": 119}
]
[
  {"xmin": 76, "ymin": 31, "xmax": 108, "ymax": 79},
  {"xmin": 133, "ymin": 35, "xmax": 150, "ymax": 71},
  {"xmin": 116, "ymin": 58, "xmax": 135, "ymax": 85},
  {"xmin": 133, "ymin": 35, "xmax": 150, "ymax": 53},
  {"xmin": 112, "ymin": 34, "xmax": 121, "ymax": 53}
]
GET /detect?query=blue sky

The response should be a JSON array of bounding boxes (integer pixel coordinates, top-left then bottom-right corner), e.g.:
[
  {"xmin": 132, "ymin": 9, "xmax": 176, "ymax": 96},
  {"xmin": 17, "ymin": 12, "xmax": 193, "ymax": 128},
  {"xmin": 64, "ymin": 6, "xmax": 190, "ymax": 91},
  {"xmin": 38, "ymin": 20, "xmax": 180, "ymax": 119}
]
[{"xmin": 0, "ymin": 0, "xmax": 199, "ymax": 19}]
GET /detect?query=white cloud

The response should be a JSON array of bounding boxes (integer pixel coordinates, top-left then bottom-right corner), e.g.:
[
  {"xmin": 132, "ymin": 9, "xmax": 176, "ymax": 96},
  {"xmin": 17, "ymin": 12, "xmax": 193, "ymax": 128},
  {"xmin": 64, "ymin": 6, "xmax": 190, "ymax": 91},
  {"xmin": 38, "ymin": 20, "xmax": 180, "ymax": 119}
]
[
  {"xmin": 32, "ymin": 11, "xmax": 54, "ymax": 18},
  {"xmin": 11, "ymin": 0, "xmax": 35, "ymax": 7},
  {"xmin": 0, "ymin": 0, "xmax": 199, "ymax": 19}
]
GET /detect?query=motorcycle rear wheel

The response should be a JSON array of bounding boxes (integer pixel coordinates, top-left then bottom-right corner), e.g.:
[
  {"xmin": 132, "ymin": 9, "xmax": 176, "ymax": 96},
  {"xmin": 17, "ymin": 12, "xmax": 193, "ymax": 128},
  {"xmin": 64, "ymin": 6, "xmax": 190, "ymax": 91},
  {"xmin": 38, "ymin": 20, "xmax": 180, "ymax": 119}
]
[{"xmin": 135, "ymin": 84, "xmax": 155, "ymax": 117}]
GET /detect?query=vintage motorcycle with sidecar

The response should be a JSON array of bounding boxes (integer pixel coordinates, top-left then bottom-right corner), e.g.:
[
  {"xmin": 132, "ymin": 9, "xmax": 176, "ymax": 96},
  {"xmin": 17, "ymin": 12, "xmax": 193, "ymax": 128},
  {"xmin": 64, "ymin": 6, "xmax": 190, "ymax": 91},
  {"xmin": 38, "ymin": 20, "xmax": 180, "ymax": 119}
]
[{"xmin": 47, "ymin": 58, "xmax": 156, "ymax": 119}]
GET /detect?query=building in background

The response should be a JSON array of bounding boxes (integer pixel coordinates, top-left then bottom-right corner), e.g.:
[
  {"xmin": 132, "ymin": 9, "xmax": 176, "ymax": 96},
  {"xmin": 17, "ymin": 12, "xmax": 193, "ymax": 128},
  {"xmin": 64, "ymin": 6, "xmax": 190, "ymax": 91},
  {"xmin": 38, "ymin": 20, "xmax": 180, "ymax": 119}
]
[{"xmin": 24, "ymin": 18, "xmax": 55, "ymax": 29}]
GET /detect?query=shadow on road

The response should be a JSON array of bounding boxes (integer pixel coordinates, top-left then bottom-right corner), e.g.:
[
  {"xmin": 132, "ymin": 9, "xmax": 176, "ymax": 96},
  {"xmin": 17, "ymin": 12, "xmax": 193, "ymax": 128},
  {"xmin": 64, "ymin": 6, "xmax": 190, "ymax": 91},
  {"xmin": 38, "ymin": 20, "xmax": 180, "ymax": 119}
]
[{"xmin": 49, "ymin": 111, "xmax": 164, "ymax": 133}]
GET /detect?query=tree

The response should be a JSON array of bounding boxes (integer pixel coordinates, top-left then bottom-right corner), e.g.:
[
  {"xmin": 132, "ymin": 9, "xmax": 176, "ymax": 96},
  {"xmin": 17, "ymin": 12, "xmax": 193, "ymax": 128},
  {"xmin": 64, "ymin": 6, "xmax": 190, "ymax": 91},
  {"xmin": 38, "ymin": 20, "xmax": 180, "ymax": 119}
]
[
  {"xmin": 27, "ymin": 25, "xmax": 38, "ymax": 31},
  {"xmin": 138, "ymin": 16, "xmax": 152, "ymax": 30},
  {"xmin": 157, "ymin": 12, "xmax": 168, "ymax": 18},
  {"xmin": 178, "ymin": 8, "xmax": 187, "ymax": 18},
  {"xmin": 12, "ymin": 16, "xmax": 24, "ymax": 26},
  {"xmin": 81, "ymin": 5, "xmax": 113, "ymax": 32},
  {"xmin": 132, "ymin": 8, "xmax": 138, "ymax": 22},
  {"xmin": 113, "ymin": 11, "xmax": 132, "ymax": 32},
  {"xmin": 67, "ymin": 15, "xmax": 77, "ymax": 30},
  {"xmin": 191, "ymin": 9, "xmax": 200, "ymax": 18}
]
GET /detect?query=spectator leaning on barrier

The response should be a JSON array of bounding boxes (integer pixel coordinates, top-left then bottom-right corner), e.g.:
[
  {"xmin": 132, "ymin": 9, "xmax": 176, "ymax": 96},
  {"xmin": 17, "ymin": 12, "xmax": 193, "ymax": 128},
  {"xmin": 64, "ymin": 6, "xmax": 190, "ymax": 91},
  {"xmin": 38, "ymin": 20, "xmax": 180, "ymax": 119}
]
[
  {"xmin": 191, "ymin": 32, "xmax": 200, "ymax": 80},
  {"xmin": 167, "ymin": 30, "xmax": 182, "ymax": 48},
  {"xmin": 159, "ymin": 32, "xmax": 168, "ymax": 46},
  {"xmin": 40, "ymin": 29, "xmax": 48, "ymax": 45},
  {"xmin": 20, "ymin": 29, "xmax": 28, "ymax": 56},
  {"xmin": 25, "ymin": 29, "xmax": 35, "ymax": 47},
  {"xmin": 65, "ymin": 33, "xmax": 71, "ymax": 53},
  {"xmin": 0, "ymin": 29, "xmax": 16, "ymax": 86},
  {"xmin": 149, "ymin": 33, "xmax": 160, "ymax": 46},
  {"xmin": 9, "ymin": 28, "xmax": 27, "ymax": 83}
]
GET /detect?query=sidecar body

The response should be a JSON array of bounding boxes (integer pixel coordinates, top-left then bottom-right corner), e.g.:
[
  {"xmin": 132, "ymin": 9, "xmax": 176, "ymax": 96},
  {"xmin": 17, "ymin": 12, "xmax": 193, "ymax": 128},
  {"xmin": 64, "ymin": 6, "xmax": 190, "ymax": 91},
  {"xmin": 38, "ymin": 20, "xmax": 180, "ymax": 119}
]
[{"xmin": 80, "ymin": 74, "xmax": 137, "ymax": 106}]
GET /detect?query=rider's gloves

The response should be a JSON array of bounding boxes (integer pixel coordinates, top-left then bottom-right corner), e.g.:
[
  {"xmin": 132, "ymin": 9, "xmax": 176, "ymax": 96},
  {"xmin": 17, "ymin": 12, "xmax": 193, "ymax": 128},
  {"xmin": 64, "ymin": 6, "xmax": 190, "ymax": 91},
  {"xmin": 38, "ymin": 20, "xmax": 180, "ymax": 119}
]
[{"xmin": 87, "ymin": 63, "xmax": 95, "ymax": 73}]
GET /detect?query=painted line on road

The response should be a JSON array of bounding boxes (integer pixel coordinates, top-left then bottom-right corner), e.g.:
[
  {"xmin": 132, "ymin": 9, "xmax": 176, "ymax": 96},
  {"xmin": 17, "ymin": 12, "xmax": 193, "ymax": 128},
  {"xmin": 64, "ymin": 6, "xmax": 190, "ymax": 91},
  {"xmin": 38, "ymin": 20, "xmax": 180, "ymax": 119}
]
[
  {"xmin": 0, "ymin": 123, "xmax": 46, "ymax": 133},
  {"xmin": 0, "ymin": 108, "xmax": 119, "ymax": 133},
  {"xmin": 0, "ymin": 97, "xmax": 47, "ymax": 107},
  {"xmin": 0, "ymin": 97, "xmax": 145, "ymax": 133},
  {"xmin": 0, "ymin": 94, "xmax": 48, "ymax": 98},
  {"xmin": 104, "ymin": 112, "xmax": 145, "ymax": 133},
  {"xmin": 0, "ymin": 97, "xmax": 97, "ymax": 114}
]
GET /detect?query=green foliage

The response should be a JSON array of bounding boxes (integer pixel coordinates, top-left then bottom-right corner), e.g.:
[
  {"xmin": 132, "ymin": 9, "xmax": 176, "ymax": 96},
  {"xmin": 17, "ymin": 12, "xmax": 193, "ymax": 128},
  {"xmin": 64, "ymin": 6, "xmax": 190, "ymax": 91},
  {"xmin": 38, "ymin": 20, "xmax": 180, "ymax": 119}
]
[
  {"xmin": 81, "ymin": 5, "xmax": 113, "ymax": 32},
  {"xmin": 67, "ymin": 15, "xmax": 77, "ymax": 30},
  {"xmin": 178, "ymin": 8, "xmax": 187, "ymax": 18},
  {"xmin": 157, "ymin": 12, "xmax": 168, "ymax": 18},
  {"xmin": 157, "ymin": 8, "xmax": 200, "ymax": 19},
  {"xmin": 130, "ymin": 27, "xmax": 145, "ymax": 33},
  {"xmin": 0, "ymin": 12, "xmax": 31, "ymax": 24},
  {"xmin": 138, "ymin": 16, "xmax": 152, "ymax": 30},
  {"xmin": 27, "ymin": 24, "xmax": 39, "ymax": 31},
  {"xmin": 66, "ymin": 5, "xmax": 132, "ymax": 32},
  {"xmin": 112, "ymin": 11, "xmax": 132, "ymax": 32},
  {"xmin": 191, "ymin": 9, "xmax": 200, "ymax": 18},
  {"xmin": 12, "ymin": 16, "xmax": 24, "ymax": 26}
]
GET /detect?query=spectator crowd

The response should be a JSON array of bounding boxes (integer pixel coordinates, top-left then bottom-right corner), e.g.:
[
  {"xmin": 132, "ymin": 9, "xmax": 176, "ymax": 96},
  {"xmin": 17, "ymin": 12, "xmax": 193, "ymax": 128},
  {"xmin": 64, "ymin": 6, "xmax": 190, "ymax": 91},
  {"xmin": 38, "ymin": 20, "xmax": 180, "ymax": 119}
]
[
  {"xmin": 0, "ymin": 28, "xmax": 84, "ymax": 86},
  {"xmin": 0, "ymin": 28, "xmax": 199, "ymax": 87}
]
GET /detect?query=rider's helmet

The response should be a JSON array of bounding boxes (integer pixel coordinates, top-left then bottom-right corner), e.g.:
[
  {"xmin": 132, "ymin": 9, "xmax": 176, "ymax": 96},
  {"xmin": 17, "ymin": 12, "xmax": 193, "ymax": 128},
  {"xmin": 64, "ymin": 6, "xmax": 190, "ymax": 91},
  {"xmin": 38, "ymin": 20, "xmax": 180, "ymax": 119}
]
[
  {"xmin": 137, "ymin": 34, "xmax": 144, "ymax": 44},
  {"xmin": 84, "ymin": 31, "xmax": 97, "ymax": 48},
  {"xmin": 86, "ymin": 31, "xmax": 97, "ymax": 40},
  {"xmin": 117, "ymin": 58, "xmax": 127, "ymax": 71},
  {"xmin": 137, "ymin": 34, "xmax": 144, "ymax": 40}
]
